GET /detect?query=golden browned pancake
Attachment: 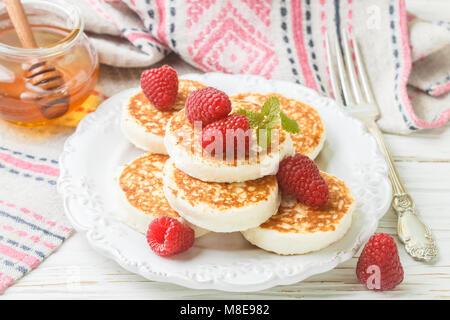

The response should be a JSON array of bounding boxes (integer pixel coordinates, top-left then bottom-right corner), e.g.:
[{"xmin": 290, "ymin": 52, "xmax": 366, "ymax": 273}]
[
  {"xmin": 163, "ymin": 158, "xmax": 281, "ymax": 232},
  {"xmin": 119, "ymin": 154, "xmax": 177, "ymax": 218},
  {"xmin": 164, "ymin": 99, "xmax": 295, "ymax": 182},
  {"xmin": 242, "ymin": 172, "xmax": 355, "ymax": 255},
  {"xmin": 231, "ymin": 93, "xmax": 325, "ymax": 159},
  {"xmin": 121, "ymin": 80, "xmax": 206, "ymax": 153},
  {"xmin": 115, "ymin": 153, "xmax": 208, "ymax": 237}
]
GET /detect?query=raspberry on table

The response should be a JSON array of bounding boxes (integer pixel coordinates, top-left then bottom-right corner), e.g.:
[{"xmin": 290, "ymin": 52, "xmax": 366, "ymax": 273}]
[
  {"xmin": 201, "ymin": 113, "xmax": 251, "ymax": 156},
  {"xmin": 356, "ymin": 233, "xmax": 404, "ymax": 291},
  {"xmin": 146, "ymin": 216, "xmax": 195, "ymax": 256},
  {"xmin": 185, "ymin": 87, "xmax": 231, "ymax": 126},
  {"xmin": 140, "ymin": 65, "xmax": 178, "ymax": 111},
  {"xmin": 276, "ymin": 153, "xmax": 329, "ymax": 207}
]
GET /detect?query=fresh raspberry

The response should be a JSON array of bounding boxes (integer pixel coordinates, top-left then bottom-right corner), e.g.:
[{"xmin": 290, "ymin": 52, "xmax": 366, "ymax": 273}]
[
  {"xmin": 201, "ymin": 113, "xmax": 251, "ymax": 156},
  {"xmin": 276, "ymin": 154, "xmax": 329, "ymax": 207},
  {"xmin": 146, "ymin": 216, "xmax": 194, "ymax": 257},
  {"xmin": 140, "ymin": 65, "xmax": 178, "ymax": 111},
  {"xmin": 185, "ymin": 87, "xmax": 231, "ymax": 126},
  {"xmin": 356, "ymin": 233, "xmax": 404, "ymax": 291}
]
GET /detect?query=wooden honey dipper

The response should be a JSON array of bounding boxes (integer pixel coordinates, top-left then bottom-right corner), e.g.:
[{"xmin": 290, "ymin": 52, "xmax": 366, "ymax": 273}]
[{"xmin": 4, "ymin": 0, "xmax": 69, "ymax": 119}]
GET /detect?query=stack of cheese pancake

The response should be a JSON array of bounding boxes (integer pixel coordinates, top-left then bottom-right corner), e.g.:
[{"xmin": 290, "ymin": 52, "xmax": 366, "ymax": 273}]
[{"xmin": 117, "ymin": 76, "xmax": 355, "ymax": 255}]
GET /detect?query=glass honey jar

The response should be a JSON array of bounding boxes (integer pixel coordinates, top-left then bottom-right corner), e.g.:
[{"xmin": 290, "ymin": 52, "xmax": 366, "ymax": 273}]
[{"xmin": 0, "ymin": 0, "xmax": 99, "ymax": 126}]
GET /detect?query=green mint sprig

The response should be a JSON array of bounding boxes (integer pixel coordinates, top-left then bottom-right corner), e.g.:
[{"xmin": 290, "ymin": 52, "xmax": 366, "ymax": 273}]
[{"xmin": 236, "ymin": 97, "xmax": 300, "ymax": 148}]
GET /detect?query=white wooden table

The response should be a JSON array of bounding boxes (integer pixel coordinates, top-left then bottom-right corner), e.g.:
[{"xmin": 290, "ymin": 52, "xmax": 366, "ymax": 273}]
[{"xmin": 2, "ymin": 0, "xmax": 450, "ymax": 300}]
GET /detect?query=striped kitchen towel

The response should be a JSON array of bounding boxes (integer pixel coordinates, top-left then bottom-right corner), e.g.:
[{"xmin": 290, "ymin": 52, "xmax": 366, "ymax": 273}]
[
  {"xmin": 0, "ymin": 89, "xmax": 109, "ymax": 293},
  {"xmin": 80, "ymin": 0, "xmax": 450, "ymax": 134},
  {"xmin": 0, "ymin": 125, "xmax": 74, "ymax": 294},
  {"xmin": 0, "ymin": 142, "xmax": 73, "ymax": 294},
  {"xmin": 0, "ymin": 200, "xmax": 72, "ymax": 293}
]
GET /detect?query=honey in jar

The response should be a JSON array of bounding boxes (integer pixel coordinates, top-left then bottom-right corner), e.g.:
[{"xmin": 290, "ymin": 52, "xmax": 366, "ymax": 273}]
[{"xmin": 0, "ymin": 0, "xmax": 99, "ymax": 126}]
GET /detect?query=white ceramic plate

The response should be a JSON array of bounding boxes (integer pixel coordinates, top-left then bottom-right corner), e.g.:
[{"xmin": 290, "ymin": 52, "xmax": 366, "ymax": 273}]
[{"xmin": 58, "ymin": 73, "xmax": 391, "ymax": 292}]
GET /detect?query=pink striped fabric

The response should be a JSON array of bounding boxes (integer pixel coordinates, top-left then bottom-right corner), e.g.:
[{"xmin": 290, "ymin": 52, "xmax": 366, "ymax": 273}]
[
  {"xmin": 155, "ymin": 0, "xmax": 167, "ymax": 45},
  {"xmin": 0, "ymin": 144, "xmax": 72, "ymax": 294},
  {"xmin": 0, "ymin": 272, "xmax": 14, "ymax": 293},
  {"xmin": 0, "ymin": 197, "xmax": 72, "ymax": 293},
  {"xmin": 396, "ymin": 0, "xmax": 450, "ymax": 129},
  {"xmin": 0, "ymin": 153, "xmax": 59, "ymax": 177},
  {"xmin": 89, "ymin": 0, "xmax": 450, "ymax": 134},
  {"xmin": 291, "ymin": 0, "xmax": 318, "ymax": 91},
  {"xmin": 431, "ymin": 82, "xmax": 450, "ymax": 97}
]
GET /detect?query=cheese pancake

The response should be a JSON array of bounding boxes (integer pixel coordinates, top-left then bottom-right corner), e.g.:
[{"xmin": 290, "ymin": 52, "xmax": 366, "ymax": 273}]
[
  {"xmin": 164, "ymin": 99, "xmax": 294, "ymax": 183},
  {"xmin": 231, "ymin": 93, "xmax": 325, "ymax": 159},
  {"xmin": 121, "ymin": 80, "xmax": 206, "ymax": 154},
  {"xmin": 163, "ymin": 158, "xmax": 281, "ymax": 233},
  {"xmin": 242, "ymin": 172, "xmax": 354, "ymax": 255},
  {"xmin": 116, "ymin": 153, "xmax": 208, "ymax": 237}
]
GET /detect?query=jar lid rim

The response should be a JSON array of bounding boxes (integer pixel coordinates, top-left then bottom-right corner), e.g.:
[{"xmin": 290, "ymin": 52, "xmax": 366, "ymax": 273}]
[{"xmin": 0, "ymin": 0, "xmax": 84, "ymax": 58}]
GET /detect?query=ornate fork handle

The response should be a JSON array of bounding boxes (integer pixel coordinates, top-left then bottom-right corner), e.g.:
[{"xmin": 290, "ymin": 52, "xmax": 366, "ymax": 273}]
[
  {"xmin": 393, "ymin": 193, "xmax": 438, "ymax": 262},
  {"xmin": 365, "ymin": 121, "xmax": 438, "ymax": 262}
]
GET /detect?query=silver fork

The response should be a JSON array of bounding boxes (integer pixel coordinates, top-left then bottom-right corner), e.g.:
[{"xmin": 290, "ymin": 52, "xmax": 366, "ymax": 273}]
[{"xmin": 325, "ymin": 31, "xmax": 438, "ymax": 262}]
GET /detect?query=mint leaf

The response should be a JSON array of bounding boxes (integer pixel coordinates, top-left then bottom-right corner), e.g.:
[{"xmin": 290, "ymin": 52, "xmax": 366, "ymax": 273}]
[
  {"xmin": 261, "ymin": 97, "xmax": 280, "ymax": 117},
  {"xmin": 256, "ymin": 127, "xmax": 273, "ymax": 149},
  {"xmin": 280, "ymin": 112, "xmax": 300, "ymax": 134},
  {"xmin": 236, "ymin": 109, "xmax": 264, "ymax": 128},
  {"xmin": 260, "ymin": 97, "xmax": 280, "ymax": 129},
  {"xmin": 237, "ymin": 97, "xmax": 300, "ymax": 149},
  {"xmin": 261, "ymin": 113, "xmax": 280, "ymax": 129}
]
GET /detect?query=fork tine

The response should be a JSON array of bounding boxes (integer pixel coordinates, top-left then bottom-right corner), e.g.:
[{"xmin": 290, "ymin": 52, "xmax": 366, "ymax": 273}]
[
  {"xmin": 325, "ymin": 32, "xmax": 343, "ymax": 106},
  {"xmin": 351, "ymin": 33, "xmax": 375, "ymax": 104},
  {"xmin": 333, "ymin": 34, "xmax": 353, "ymax": 106},
  {"xmin": 342, "ymin": 30, "xmax": 363, "ymax": 104}
]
